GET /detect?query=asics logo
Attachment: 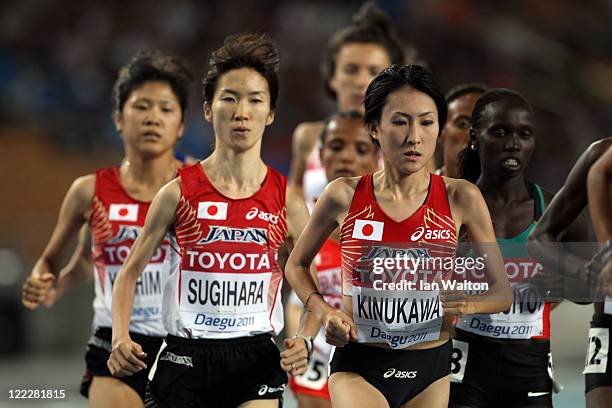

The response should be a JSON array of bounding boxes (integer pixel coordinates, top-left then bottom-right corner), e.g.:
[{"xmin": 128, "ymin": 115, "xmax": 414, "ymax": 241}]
[
  {"xmin": 246, "ymin": 207, "xmax": 279, "ymax": 225},
  {"xmin": 257, "ymin": 384, "xmax": 286, "ymax": 396},
  {"xmin": 383, "ymin": 368, "xmax": 418, "ymax": 379},
  {"xmin": 410, "ymin": 226, "xmax": 451, "ymax": 241}
]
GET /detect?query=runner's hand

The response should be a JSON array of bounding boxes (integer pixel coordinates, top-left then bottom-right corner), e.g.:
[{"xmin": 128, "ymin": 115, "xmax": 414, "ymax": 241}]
[
  {"xmin": 22, "ymin": 273, "xmax": 55, "ymax": 310},
  {"xmin": 440, "ymin": 288, "xmax": 470, "ymax": 315},
  {"xmin": 280, "ymin": 338, "xmax": 308, "ymax": 375},
  {"xmin": 107, "ymin": 338, "xmax": 147, "ymax": 377},
  {"xmin": 324, "ymin": 310, "xmax": 357, "ymax": 347}
]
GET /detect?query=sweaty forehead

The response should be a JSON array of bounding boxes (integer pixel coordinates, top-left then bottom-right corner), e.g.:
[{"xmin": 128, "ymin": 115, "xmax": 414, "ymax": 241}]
[
  {"xmin": 216, "ymin": 67, "xmax": 270, "ymax": 96},
  {"xmin": 129, "ymin": 80, "xmax": 178, "ymax": 102},
  {"xmin": 327, "ymin": 117, "xmax": 369, "ymax": 139},
  {"xmin": 448, "ymin": 93, "xmax": 481, "ymax": 117},
  {"xmin": 481, "ymin": 99, "xmax": 532, "ymax": 126},
  {"xmin": 382, "ymin": 87, "xmax": 438, "ymax": 117},
  {"xmin": 337, "ymin": 43, "xmax": 391, "ymax": 66}
]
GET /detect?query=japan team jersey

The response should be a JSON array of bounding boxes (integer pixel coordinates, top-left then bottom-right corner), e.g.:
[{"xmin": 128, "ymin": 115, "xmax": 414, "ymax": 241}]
[
  {"xmin": 456, "ymin": 183, "xmax": 552, "ymax": 340},
  {"xmin": 164, "ymin": 164, "xmax": 288, "ymax": 339},
  {"xmin": 90, "ymin": 167, "xmax": 178, "ymax": 337},
  {"xmin": 340, "ymin": 173, "xmax": 457, "ymax": 349}
]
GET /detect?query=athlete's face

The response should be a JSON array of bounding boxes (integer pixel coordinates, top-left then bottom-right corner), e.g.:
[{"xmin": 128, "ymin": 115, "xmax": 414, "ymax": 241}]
[
  {"xmin": 329, "ymin": 43, "xmax": 391, "ymax": 112},
  {"xmin": 204, "ymin": 68, "xmax": 275, "ymax": 152},
  {"xmin": 440, "ymin": 92, "xmax": 481, "ymax": 176},
  {"xmin": 475, "ymin": 98, "xmax": 535, "ymax": 178},
  {"xmin": 370, "ymin": 86, "xmax": 439, "ymax": 175},
  {"xmin": 114, "ymin": 80, "xmax": 184, "ymax": 158},
  {"xmin": 319, "ymin": 117, "xmax": 379, "ymax": 181}
]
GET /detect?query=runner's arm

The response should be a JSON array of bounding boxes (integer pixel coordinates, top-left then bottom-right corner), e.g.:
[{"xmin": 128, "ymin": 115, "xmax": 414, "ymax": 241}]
[
  {"xmin": 587, "ymin": 146, "xmax": 612, "ymax": 242},
  {"xmin": 453, "ymin": 180, "xmax": 513, "ymax": 314},
  {"xmin": 22, "ymin": 175, "xmax": 94, "ymax": 309},
  {"xmin": 111, "ymin": 179, "xmax": 180, "ymax": 346},
  {"xmin": 528, "ymin": 140, "xmax": 611, "ymax": 284},
  {"xmin": 46, "ymin": 224, "xmax": 93, "ymax": 306},
  {"xmin": 288, "ymin": 122, "xmax": 324, "ymax": 198}
]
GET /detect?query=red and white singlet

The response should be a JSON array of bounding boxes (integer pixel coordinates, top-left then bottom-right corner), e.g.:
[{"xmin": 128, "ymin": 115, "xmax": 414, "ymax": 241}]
[
  {"xmin": 164, "ymin": 164, "xmax": 288, "ymax": 339},
  {"xmin": 340, "ymin": 173, "xmax": 457, "ymax": 349},
  {"xmin": 90, "ymin": 167, "xmax": 177, "ymax": 336},
  {"xmin": 303, "ymin": 145, "xmax": 327, "ymax": 213}
]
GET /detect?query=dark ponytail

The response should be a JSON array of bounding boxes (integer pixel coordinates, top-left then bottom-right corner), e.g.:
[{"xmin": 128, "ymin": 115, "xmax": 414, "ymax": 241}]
[{"xmin": 459, "ymin": 88, "xmax": 532, "ymax": 183}]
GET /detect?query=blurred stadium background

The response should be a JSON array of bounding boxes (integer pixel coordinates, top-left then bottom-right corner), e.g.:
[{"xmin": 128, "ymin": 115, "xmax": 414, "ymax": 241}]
[{"xmin": 1, "ymin": 0, "xmax": 611, "ymax": 406}]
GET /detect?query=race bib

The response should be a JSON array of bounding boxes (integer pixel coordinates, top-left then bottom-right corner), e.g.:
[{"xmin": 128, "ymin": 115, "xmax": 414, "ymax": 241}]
[
  {"xmin": 583, "ymin": 328, "xmax": 609, "ymax": 374},
  {"xmin": 179, "ymin": 271, "xmax": 271, "ymax": 333},
  {"xmin": 104, "ymin": 264, "xmax": 166, "ymax": 322},
  {"xmin": 293, "ymin": 348, "xmax": 328, "ymax": 391},
  {"xmin": 450, "ymin": 339, "xmax": 469, "ymax": 383},
  {"xmin": 457, "ymin": 281, "xmax": 545, "ymax": 339},
  {"xmin": 352, "ymin": 286, "xmax": 443, "ymax": 349}
]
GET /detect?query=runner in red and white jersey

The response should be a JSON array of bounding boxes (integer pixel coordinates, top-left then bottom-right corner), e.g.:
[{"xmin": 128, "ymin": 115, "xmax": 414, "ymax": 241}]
[
  {"xmin": 89, "ymin": 167, "xmax": 178, "ymax": 336},
  {"xmin": 285, "ymin": 64, "xmax": 512, "ymax": 408},
  {"xmin": 165, "ymin": 162, "xmax": 288, "ymax": 339},
  {"xmin": 21, "ymin": 50, "xmax": 192, "ymax": 408},
  {"xmin": 288, "ymin": 3, "xmax": 405, "ymax": 205},
  {"xmin": 286, "ymin": 111, "xmax": 379, "ymax": 407},
  {"xmin": 108, "ymin": 34, "xmax": 318, "ymax": 408}
]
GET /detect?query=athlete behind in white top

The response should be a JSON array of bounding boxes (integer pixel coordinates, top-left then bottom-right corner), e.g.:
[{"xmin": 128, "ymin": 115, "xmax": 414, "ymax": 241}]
[
  {"xmin": 286, "ymin": 111, "xmax": 379, "ymax": 407},
  {"xmin": 288, "ymin": 2, "xmax": 405, "ymax": 205},
  {"xmin": 285, "ymin": 64, "xmax": 512, "ymax": 408},
  {"xmin": 107, "ymin": 33, "xmax": 319, "ymax": 408},
  {"xmin": 21, "ymin": 50, "xmax": 192, "ymax": 408}
]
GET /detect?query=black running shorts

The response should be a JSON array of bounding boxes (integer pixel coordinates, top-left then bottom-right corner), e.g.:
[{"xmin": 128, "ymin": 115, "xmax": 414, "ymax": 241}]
[
  {"xmin": 80, "ymin": 327, "xmax": 163, "ymax": 400},
  {"xmin": 145, "ymin": 333, "xmax": 288, "ymax": 408},
  {"xmin": 449, "ymin": 329, "xmax": 553, "ymax": 408},
  {"xmin": 329, "ymin": 340, "xmax": 451, "ymax": 408}
]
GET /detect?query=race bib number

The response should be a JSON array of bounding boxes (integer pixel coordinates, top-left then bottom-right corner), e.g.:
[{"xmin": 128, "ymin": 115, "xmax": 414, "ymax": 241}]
[
  {"xmin": 450, "ymin": 339, "xmax": 469, "ymax": 383},
  {"xmin": 352, "ymin": 286, "xmax": 443, "ymax": 349},
  {"xmin": 583, "ymin": 328, "xmax": 609, "ymax": 374},
  {"xmin": 104, "ymin": 265, "xmax": 165, "ymax": 322},
  {"xmin": 456, "ymin": 283, "xmax": 544, "ymax": 339},
  {"xmin": 294, "ymin": 349, "xmax": 328, "ymax": 391},
  {"xmin": 179, "ymin": 271, "xmax": 271, "ymax": 333}
]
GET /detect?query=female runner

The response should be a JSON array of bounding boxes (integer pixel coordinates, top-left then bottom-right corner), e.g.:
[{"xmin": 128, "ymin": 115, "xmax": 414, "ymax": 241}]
[
  {"xmin": 286, "ymin": 111, "xmax": 379, "ymax": 407},
  {"xmin": 285, "ymin": 64, "xmax": 512, "ymax": 408},
  {"xmin": 107, "ymin": 34, "xmax": 316, "ymax": 408},
  {"xmin": 288, "ymin": 2, "xmax": 404, "ymax": 204},
  {"xmin": 21, "ymin": 50, "xmax": 192, "ymax": 407}
]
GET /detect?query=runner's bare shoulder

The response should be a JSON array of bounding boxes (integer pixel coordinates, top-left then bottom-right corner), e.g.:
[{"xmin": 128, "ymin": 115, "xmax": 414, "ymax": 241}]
[{"xmin": 292, "ymin": 121, "xmax": 326, "ymax": 153}]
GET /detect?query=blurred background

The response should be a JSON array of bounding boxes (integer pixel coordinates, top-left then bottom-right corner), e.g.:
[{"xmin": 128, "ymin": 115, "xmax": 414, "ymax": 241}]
[{"xmin": 1, "ymin": 0, "xmax": 611, "ymax": 406}]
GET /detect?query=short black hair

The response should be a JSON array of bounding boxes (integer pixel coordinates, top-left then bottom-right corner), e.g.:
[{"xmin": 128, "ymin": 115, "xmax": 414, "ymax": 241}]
[
  {"xmin": 320, "ymin": 110, "xmax": 367, "ymax": 144},
  {"xmin": 112, "ymin": 50, "xmax": 192, "ymax": 118},
  {"xmin": 445, "ymin": 83, "xmax": 488, "ymax": 104},
  {"xmin": 364, "ymin": 64, "xmax": 447, "ymax": 136},
  {"xmin": 323, "ymin": 2, "xmax": 405, "ymax": 100},
  {"xmin": 203, "ymin": 33, "xmax": 280, "ymax": 110}
]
